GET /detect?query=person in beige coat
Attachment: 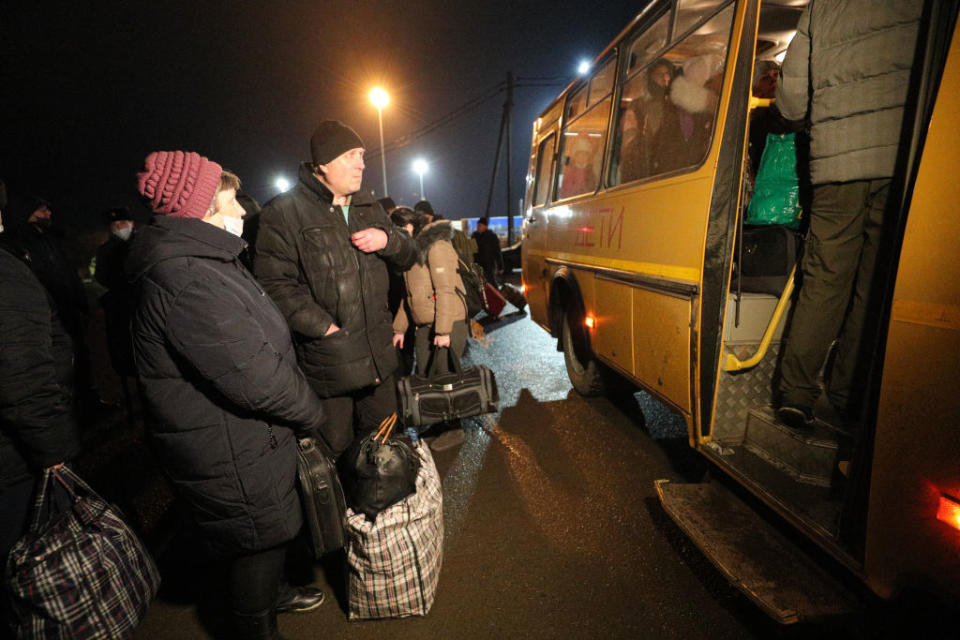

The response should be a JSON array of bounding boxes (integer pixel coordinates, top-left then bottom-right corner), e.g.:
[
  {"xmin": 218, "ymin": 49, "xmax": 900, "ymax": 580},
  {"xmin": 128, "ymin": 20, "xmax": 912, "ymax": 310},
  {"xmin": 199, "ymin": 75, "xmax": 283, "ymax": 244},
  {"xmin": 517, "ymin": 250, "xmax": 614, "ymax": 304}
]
[{"xmin": 391, "ymin": 209, "xmax": 469, "ymax": 450}]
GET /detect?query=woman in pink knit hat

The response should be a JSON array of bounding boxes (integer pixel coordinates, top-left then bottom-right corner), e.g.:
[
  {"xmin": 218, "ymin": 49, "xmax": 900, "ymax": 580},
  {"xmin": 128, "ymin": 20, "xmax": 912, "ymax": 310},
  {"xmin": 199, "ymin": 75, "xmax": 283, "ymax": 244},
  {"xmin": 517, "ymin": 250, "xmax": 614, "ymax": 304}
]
[{"xmin": 127, "ymin": 151, "xmax": 332, "ymax": 639}]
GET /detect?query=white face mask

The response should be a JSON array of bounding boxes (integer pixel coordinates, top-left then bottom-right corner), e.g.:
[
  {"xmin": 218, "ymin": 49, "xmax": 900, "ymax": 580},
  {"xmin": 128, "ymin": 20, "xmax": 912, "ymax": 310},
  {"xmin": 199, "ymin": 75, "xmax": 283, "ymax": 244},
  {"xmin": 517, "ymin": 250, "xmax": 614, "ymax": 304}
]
[
  {"xmin": 222, "ymin": 215, "xmax": 244, "ymax": 238},
  {"xmin": 112, "ymin": 226, "xmax": 133, "ymax": 241}
]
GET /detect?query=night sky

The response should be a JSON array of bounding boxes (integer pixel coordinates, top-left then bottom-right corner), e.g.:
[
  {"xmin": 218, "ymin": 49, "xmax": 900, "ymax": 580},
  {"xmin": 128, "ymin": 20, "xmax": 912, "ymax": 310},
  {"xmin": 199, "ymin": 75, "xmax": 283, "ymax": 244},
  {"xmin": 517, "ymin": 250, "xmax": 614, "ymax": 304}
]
[{"xmin": 1, "ymin": 1, "xmax": 644, "ymax": 229}]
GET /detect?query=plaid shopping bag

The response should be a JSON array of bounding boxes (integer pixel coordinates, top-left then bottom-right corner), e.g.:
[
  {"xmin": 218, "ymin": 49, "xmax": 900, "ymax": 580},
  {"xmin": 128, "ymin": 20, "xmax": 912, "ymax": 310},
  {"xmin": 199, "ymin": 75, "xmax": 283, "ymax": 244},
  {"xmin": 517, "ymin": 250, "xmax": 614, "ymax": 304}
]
[
  {"xmin": 6, "ymin": 466, "xmax": 160, "ymax": 639},
  {"xmin": 346, "ymin": 440, "xmax": 444, "ymax": 619}
]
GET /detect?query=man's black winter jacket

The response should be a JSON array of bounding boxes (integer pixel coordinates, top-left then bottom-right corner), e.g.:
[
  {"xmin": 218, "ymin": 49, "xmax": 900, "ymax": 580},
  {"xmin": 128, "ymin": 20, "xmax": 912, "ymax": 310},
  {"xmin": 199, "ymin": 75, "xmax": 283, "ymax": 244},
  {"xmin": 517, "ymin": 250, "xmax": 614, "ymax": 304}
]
[{"xmin": 254, "ymin": 163, "xmax": 416, "ymax": 399}]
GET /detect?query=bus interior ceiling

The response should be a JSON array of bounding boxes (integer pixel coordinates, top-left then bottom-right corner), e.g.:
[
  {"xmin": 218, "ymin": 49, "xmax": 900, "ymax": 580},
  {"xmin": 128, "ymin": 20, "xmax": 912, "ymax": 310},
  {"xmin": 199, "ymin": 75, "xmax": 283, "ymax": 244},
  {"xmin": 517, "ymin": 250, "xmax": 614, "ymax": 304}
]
[{"xmin": 707, "ymin": 0, "xmax": 849, "ymax": 540}]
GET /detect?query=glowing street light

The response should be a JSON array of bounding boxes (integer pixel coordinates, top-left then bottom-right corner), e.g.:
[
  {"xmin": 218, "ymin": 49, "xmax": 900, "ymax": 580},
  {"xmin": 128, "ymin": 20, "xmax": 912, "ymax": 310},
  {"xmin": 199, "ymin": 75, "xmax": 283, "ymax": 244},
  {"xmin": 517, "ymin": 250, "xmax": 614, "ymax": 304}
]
[
  {"xmin": 577, "ymin": 60, "xmax": 591, "ymax": 75},
  {"xmin": 369, "ymin": 87, "xmax": 390, "ymax": 197},
  {"xmin": 412, "ymin": 158, "xmax": 428, "ymax": 200},
  {"xmin": 274, "ymin": 176, "xmax": 291, "ymax": 192}
]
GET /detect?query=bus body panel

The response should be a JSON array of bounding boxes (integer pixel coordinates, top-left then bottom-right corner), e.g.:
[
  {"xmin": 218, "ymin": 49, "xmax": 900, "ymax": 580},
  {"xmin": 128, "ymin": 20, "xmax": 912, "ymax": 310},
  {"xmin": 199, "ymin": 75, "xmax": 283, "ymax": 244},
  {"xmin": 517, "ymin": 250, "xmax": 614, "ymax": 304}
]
[{"xmin": 865, "ymin": 19, "xmax": 960, "ymax": 600}]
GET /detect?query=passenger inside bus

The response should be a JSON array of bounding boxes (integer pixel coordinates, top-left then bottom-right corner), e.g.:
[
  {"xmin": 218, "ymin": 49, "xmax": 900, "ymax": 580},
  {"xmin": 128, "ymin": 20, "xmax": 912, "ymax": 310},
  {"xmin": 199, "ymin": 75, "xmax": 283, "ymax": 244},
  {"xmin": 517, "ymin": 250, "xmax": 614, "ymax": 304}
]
[
  {"xmin": 617, "ymin": 57, "xmax": 675, "ymax": 183},
  {"xmin": 658, "ymin": 53, "xmax": 723, "ymax": 174},
  {"xmin": 558, "ymin": 134, "xmax": 599, "ymax": 198}
]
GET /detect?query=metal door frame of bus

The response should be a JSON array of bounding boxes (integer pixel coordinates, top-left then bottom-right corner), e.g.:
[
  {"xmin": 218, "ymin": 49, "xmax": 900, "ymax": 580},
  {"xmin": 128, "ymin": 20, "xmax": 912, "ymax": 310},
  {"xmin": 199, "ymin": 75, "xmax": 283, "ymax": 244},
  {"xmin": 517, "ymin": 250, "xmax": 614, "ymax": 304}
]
[{"xmin": 697, "ymin": 0, "xmax": 758, "ymax": 441}]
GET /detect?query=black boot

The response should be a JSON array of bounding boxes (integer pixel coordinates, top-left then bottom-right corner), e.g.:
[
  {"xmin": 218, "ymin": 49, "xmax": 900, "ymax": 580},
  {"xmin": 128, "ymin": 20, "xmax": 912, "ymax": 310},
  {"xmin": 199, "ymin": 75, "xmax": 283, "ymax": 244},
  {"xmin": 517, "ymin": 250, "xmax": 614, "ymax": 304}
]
[{"xmin": 233, "ymin": 608, "xmax": 285, "ymax": 640}]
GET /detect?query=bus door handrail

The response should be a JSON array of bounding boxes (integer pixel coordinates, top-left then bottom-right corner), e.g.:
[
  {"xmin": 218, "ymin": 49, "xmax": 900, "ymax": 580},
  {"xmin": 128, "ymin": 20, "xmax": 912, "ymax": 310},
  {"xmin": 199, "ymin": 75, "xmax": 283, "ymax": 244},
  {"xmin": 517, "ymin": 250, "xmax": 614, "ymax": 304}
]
[{"xmin": 723, "ymin": 265, "xmax": 796, "ymax": 372}]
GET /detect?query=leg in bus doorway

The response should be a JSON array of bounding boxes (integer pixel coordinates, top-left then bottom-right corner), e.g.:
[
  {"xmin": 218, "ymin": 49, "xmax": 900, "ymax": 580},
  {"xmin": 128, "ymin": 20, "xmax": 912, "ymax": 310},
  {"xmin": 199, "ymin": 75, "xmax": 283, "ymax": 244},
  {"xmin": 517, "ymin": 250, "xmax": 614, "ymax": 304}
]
[
  {"xmin": 777, "ymin": 180, "xmax": 880, "ymax": 429},
  {"xmin": 824, "ymin": 179, "xmax": 889, "ymax": 423}
]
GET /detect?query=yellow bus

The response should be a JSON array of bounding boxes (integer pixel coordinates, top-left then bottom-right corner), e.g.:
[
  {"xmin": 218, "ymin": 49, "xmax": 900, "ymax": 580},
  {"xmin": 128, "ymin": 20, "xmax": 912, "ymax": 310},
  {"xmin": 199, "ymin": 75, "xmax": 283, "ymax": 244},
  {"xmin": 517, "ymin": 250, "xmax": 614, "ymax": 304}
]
[{"xmin": 521, "ymin": 0, "xmax": 959, "ymax": 623}]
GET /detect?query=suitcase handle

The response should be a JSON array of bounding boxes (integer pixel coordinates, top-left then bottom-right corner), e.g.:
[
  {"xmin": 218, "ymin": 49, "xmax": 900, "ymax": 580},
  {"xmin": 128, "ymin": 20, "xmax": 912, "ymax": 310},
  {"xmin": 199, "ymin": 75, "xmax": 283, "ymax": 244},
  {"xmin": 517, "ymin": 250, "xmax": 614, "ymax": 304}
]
[{"xmin": 427, "ymin": 346, "xmax": 463, "ymax": 378}]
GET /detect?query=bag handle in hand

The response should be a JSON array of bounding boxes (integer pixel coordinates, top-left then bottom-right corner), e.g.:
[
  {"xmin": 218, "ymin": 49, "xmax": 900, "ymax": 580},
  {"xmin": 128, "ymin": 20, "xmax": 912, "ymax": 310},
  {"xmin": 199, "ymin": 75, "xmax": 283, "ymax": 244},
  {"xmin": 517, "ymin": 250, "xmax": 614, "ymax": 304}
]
[{"xmin": 427, "ymin": 346, "xmax": 463, "ymax": 378}]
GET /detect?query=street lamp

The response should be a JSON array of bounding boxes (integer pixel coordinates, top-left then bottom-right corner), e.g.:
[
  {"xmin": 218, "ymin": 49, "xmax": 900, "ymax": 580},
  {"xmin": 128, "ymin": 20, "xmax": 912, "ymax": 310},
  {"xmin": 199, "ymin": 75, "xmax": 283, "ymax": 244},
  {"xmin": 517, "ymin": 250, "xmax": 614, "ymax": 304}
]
[
  {"xmin": 412, "ymin": 158, "xmax": 428, "ymax": 200},
  {"xmin": 369, "ymin": 87, "xmax": 390, "ymax": 197},
  {"xmin": 274, "ymin": 176, "xmax": 291, "ymax": 192}
]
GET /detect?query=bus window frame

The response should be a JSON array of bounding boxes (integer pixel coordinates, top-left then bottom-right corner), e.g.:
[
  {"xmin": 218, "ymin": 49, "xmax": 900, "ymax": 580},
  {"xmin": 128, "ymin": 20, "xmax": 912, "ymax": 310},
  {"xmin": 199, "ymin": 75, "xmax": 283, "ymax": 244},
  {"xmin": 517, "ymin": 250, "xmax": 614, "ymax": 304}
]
[
  {"xmin": 604, "ymin": 0, "xmax": 738, "ymax": 192},
  {"xmin": 534, "ymin": 132, "xmax": 558, "ymax": 206},
  {"xmin": 552, "ymin": 54, "xmax": 619, "ymax": 203}
]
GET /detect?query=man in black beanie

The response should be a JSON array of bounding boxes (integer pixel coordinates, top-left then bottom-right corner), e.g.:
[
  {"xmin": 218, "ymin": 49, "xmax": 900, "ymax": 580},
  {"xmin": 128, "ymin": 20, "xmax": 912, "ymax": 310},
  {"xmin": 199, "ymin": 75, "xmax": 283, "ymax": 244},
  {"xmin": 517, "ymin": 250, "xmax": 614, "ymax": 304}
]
[{"xmin": 255, "ymin": 120, "xmax": 416, "ymax": 455}]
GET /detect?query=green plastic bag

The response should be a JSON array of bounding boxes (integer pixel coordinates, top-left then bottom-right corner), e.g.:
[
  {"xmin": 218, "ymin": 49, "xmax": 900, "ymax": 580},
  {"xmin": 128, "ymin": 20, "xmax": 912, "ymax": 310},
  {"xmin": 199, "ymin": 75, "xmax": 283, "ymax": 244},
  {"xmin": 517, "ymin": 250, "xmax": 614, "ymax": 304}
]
[{"xmin": 746, "ymin": 133, "xmax": 802, "ymax": 229}]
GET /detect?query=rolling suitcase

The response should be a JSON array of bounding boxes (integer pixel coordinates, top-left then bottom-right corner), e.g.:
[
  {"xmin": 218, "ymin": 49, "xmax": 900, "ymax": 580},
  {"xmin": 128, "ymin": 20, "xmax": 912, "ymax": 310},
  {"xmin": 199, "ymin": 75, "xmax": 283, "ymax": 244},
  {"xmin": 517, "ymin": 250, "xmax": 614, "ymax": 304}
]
[
  {"xmin": 398, "ymin": 348, "xmax": 499, "ymax": 429},
  {"xmin": 296, "ymin": 436, "xmax": 347, "ymax": 558},
  {"xmin": 483, "ymin": 281, "xmax": 507, "ymax": 317},
  {"xmin": 499, "ymin": 282, "xmax": 527, "ymax": 311}
]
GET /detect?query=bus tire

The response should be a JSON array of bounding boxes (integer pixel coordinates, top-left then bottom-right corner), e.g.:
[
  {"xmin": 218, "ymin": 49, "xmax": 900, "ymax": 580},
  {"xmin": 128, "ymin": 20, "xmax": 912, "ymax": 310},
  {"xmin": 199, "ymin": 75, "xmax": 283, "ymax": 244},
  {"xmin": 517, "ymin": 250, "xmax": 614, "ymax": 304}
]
[{"xmin": 562, "ymin": 313, "xmax": 608, "ymax": 396}]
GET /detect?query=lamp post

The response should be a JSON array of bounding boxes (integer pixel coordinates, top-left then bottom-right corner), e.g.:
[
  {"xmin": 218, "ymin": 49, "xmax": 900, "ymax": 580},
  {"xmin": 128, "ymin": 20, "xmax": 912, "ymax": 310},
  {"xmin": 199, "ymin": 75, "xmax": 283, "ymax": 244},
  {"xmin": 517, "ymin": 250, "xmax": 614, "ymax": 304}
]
[
  {"xmin": 412, "ymin": 158, "xmax": 428, "ymax": 200},
  {"xmin": 369, "ymin": 87, "xmax": 389, "ymax": 197}
]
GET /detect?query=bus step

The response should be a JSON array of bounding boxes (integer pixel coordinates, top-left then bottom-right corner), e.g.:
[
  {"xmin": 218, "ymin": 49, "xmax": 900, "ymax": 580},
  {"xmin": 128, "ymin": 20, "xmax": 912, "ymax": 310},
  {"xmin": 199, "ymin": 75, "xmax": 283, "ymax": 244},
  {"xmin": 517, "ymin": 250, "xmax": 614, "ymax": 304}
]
[
  {"xmin": 655, "ymin": 478, "xmax": 859, "ymax": 624},
  {"xmin": 743, "ymin": 408, "xmax": 838, "ymax": 487}
]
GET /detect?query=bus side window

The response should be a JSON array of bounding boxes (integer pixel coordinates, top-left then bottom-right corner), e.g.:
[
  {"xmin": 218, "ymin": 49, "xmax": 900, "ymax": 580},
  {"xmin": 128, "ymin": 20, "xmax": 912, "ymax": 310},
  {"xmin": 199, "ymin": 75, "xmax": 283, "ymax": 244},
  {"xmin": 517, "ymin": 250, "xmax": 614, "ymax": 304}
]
[
  {"xmin": 557, "ymin": 59, "xmax": 615, "ymax": 200},
  {"xmin": 534, "ymin": 134, "xmax": 557, "ymax": 206},
  {"xmin": 609, "ymin": 2, "xmax": 735, "ymax": 186}
]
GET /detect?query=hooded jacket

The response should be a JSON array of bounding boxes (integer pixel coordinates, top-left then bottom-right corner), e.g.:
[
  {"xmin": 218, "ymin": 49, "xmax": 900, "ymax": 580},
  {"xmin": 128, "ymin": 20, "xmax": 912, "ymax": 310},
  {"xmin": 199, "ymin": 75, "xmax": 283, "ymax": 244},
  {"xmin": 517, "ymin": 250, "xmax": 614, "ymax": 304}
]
[
  {"xmin": 775, "ymin": 0, "xmax": 922, "ymax": 184},
  {"xmin": 0, "ymin": 247, "xmax": 79, "ymax": 489},
  {"xmin": 393, "ymin": 221, "xmax": 467, "ymax": 335},
  {"xmin": 254, "ymin": 163, "xmax": 416, "ymax": 398},
  {"xmin": 126, "ymin": 216, "xmax": 327, "ymax": 554}
]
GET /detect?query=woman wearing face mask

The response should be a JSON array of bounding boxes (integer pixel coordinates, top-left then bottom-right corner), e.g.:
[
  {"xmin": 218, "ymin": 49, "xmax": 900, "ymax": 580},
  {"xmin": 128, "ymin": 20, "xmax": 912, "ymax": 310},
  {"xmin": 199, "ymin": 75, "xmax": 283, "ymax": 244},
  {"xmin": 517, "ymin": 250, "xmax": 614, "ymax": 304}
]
[{"xmin": 126, "ymin": 151, "xmax": 333, "ymax": 639}]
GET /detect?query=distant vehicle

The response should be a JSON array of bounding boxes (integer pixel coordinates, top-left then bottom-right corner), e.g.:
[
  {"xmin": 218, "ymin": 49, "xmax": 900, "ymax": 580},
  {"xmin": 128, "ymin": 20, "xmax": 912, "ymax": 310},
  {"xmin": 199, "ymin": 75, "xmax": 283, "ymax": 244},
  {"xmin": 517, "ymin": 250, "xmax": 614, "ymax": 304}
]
[{"xmin": 521, "ymin": 0, "xmax": 960, "ymax": 624}]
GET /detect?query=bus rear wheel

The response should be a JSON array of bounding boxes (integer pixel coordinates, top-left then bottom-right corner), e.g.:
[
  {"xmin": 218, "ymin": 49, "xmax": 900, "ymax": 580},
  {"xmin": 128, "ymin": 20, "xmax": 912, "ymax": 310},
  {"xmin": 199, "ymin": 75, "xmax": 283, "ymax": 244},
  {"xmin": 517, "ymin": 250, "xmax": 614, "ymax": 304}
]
[{"xmin": 562, "ymin": 313, "xmax": 609, "ymax": 396}]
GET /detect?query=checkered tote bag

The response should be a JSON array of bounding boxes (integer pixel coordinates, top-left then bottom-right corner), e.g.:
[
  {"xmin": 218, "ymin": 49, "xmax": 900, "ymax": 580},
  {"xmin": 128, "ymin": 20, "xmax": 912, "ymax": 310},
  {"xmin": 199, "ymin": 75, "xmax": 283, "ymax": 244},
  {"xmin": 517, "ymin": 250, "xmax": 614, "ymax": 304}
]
[
  {"xmin": 6, "ymin": 466, "xmax": 160, "ymax": 639},
  {"xmin": 346, "ymin": 440, "xmax": 444, "ymax": 619}
]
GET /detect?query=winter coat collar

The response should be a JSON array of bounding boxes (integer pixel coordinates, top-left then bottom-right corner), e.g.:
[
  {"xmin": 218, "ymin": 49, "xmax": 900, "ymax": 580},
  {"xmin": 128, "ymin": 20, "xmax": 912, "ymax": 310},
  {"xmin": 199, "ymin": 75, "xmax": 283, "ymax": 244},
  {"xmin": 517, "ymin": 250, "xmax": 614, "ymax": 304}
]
[
  {"xmin": 296, "ymin": 162, "xmax": 376, "ymax": 207},
  {"xmin": 126, "ymin": 215, "xmax": 246, "ymax": 282},
  {"xmin": 414, "ymin": 221, "xmax": 455, "ymax": 265}
]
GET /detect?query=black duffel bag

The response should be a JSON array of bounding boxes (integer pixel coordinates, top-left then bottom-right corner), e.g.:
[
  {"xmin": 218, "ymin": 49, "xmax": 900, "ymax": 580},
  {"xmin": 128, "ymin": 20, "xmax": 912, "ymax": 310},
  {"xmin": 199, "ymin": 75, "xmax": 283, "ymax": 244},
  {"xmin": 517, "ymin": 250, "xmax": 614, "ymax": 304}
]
[
  {"xmin": 338, "ymin": 413, "xmax": 421, "ymax": 521},
  {"xmin": 398, "ymin": 347, "xmax": 499, "ymax": 428}
]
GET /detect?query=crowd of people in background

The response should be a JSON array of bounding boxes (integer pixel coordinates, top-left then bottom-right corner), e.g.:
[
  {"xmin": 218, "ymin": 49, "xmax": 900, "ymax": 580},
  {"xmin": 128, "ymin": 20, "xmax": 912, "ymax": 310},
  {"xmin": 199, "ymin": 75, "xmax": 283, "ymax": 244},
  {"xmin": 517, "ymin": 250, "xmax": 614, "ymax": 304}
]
[{"xmin": 0, "ymin": 117, "xmax": 511, "ymax": 639}]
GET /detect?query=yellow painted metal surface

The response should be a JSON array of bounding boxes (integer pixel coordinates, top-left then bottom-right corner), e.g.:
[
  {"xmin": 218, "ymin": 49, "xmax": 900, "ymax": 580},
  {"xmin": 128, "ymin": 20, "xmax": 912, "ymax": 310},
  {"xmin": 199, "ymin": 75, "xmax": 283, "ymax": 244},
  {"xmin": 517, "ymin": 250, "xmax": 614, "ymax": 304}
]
[
  {"xmin": 633, "ymin": 288, "xmax": 693, "ymax": 412},
  {"xmin": 591, "ymin": 277, "xmax": 635, "ymax": 377},
  {"xmin": 865, "ymin": 17, "xmax": 960, "ymax": 602}
]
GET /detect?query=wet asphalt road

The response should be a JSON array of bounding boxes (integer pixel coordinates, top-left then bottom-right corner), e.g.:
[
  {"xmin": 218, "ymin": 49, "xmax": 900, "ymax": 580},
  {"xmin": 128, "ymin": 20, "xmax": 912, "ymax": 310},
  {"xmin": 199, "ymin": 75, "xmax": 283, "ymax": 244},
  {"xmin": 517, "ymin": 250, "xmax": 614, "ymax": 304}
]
[{"xmin": 125, "ymin": 301, "xmax": 796, "ymax": 640}]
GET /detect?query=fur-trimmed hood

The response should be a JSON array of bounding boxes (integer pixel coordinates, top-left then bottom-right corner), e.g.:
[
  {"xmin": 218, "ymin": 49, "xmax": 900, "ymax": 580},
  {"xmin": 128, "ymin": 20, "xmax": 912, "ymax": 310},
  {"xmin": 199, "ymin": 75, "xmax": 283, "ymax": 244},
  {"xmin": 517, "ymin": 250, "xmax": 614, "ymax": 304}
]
[{"xmin": 414, "ymin": 220, "xmax": 455, "ymax": 265}]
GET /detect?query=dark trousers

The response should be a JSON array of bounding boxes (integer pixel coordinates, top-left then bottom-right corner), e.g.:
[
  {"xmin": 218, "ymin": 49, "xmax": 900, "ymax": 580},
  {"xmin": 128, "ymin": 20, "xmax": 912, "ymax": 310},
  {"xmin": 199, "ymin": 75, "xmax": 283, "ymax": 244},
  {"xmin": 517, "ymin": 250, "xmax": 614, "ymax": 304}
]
[
  {"xmin": 228, "ymin": 544, "xmax": 286, "ymax": 615},
  {"xmin": 414, "ymin": 320, "xmax": 468, "ymax": 376},
  {"xmin": 779, "ymin": 179, "xmax": 889, "ymax": 412},
  {"xmin": 319, "ymin": 375, "xmax": 398, "ymax": 455}
]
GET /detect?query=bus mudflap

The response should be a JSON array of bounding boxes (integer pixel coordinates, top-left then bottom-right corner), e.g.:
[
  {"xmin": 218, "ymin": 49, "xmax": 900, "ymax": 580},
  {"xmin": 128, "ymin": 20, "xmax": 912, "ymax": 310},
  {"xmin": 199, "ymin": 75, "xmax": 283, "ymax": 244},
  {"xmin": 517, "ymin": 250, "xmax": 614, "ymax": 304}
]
[{"xmin": 655, "ymin": 478, "xmax": 859, "ymax": 624}]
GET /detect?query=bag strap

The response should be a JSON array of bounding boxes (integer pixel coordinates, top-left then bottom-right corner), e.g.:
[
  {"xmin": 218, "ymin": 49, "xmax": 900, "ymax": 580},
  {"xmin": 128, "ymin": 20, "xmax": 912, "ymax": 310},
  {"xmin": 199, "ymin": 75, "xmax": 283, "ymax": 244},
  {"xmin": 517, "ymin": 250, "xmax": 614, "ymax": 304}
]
[
  {"xmin": 427, "ymin": 346, "xmax": 463, "ymax": 377},
  {"xmin": 28, "ymin": 465, "xmax": 89, "ymax": 531}
]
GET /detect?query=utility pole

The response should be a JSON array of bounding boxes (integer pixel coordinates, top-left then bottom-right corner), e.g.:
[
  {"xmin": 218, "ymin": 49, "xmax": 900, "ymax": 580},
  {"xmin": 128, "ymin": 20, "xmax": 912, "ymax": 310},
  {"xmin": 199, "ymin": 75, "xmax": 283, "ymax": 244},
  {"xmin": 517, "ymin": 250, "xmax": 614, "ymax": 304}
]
[
  {"xmin": 505, "ymin": 71, "xmax": 514, "ymax": 245},
  {"xmin": 484, "ymin": 71, "xmax": 515, "ymax": 246}
]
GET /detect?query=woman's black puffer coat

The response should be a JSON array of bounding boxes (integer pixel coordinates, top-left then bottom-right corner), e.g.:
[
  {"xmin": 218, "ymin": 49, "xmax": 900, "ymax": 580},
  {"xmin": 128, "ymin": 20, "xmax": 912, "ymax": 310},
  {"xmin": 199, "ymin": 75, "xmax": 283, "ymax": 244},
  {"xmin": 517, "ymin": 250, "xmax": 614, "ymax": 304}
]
[{"xmin": 126, "ymin": 216, "xmax": 328, "ymax": 554}]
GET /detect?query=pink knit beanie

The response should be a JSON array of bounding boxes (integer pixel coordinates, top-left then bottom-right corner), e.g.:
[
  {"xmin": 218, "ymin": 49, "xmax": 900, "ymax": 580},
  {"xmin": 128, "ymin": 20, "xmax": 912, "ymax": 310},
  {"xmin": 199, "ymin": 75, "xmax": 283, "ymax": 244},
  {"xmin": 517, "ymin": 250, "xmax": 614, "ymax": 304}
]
[{"xmin": 137, "ymin": 151, "xmax": 222, "ymax": 218}]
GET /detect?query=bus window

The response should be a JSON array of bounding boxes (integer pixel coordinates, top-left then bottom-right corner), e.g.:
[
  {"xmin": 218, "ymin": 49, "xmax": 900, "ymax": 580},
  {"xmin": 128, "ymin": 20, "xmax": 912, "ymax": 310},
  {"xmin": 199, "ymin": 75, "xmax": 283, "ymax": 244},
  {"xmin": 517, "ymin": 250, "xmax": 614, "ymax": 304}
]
[
  {"xmin": 534, "ymin": 134, "xmax": 557, "ymax": 205},
  {"xmin": 556, "ymin": 97, "xmax": 612, "ymax": 200},
  {"xmin": 588, "ymin": 58, "xmax": 616, "ymax": 107},
  {"xmin": 674, "ymin": 0, "xmax": 726, "ymax": 40},
  {"xmin": 566, "ymin": 83, "xmax": 588, "ymax": 122},
  {"xmin": 609, "ymin": 3, "xmax": 734, "ymax": 186},
  {"xmin": 627, "ymin": 10, "xmax": 670, "ymax": 76}
]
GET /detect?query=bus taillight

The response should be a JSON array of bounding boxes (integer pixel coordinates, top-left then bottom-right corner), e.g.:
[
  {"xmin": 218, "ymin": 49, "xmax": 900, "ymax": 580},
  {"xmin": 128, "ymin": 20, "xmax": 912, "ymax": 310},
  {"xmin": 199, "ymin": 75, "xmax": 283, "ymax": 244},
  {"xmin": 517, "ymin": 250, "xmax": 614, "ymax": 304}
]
[{"xmin": 937, "ymin": 493, "xmax": 960, "ymax": 532}]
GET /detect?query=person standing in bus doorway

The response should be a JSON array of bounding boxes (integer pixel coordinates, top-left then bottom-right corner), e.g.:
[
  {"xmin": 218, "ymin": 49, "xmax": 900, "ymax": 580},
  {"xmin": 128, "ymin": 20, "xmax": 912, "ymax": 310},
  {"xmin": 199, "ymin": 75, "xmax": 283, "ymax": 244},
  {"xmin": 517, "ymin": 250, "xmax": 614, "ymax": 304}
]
[
  {"xmin": 255, "ymin": 121, "xmax": 416, "ymax": 455},
  {"xmin": 773, "ymin": 1, "xmax": 922, "ymax": 430}
]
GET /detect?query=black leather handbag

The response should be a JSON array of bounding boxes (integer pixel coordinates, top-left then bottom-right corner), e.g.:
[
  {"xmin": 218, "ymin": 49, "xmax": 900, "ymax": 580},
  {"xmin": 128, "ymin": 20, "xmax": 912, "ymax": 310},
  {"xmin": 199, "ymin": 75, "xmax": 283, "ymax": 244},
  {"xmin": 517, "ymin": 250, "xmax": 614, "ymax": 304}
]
[
  {"xmin": 339, "ymin": 413, "xmax": 421, "ymax": 521},
  {"xmin": 296, "ymin": 436, "xmax": 347, "ymax": 558},
  {"xmin": 398, "ymin": 348, "xmax": 499, "ymax": 428}
]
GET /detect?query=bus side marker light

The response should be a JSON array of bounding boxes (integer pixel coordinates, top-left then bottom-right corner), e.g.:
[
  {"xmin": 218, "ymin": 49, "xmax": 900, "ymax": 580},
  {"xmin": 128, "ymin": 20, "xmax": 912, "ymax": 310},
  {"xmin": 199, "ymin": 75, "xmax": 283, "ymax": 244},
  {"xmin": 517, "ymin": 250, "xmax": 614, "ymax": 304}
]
[
  {"xmin": 585, "ymin": 314, "xmax": 596, "ymax": 330},
  {"xmin": 520, "ymin": 282, "xmax": 527, "ymax": 295},
  {"xmin": 936, "ymin": 492, "xmax": 960, "ymax": 532}
]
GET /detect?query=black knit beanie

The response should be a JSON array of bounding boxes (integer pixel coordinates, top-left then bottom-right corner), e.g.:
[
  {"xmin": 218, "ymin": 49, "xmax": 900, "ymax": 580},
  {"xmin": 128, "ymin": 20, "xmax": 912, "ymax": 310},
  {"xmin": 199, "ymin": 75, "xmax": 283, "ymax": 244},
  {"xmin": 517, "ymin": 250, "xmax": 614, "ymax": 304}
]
[{"xmin": 310, "ymin": 120, "xmax": 364, "ymax": 166}]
